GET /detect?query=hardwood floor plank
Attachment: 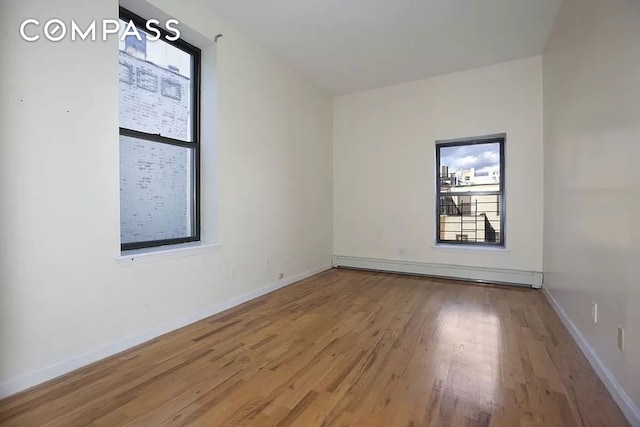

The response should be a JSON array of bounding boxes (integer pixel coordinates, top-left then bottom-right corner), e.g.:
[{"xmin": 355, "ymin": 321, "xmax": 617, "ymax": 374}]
[{"xmin": 0, "ymin": 269, "xmax": 629, "ymax": 426}]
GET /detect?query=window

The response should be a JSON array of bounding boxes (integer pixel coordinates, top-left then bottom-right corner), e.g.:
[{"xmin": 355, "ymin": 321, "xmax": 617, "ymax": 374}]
[
  {"xmin": 119, "ymin": 8, "xmax": 201, "ymax": 251},
  {"xmin": 436, "ymin": 136, "xmax": 505, "ymax": 246}
]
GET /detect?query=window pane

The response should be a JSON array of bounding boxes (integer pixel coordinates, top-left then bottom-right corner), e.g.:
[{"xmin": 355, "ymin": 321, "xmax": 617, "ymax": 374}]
[
  {"xmin": 439, "ymin": 142, "xmax": 501, "ymax": 193},
  {"xmin": 120, "ymin": 136, "xmax": 194, "ymax": 244},
  {"xmin": 438, "ymin": 194, "xmax": 502, "ymax": 244},
  {"xmin": 119, "ymin": 20, "xmax": 193, "ymax": 141}
]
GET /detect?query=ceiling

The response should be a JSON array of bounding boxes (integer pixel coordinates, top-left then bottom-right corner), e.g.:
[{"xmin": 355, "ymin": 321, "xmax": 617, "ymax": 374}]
[{"xmin": 203, "ymin": 0, "xmax": 561, "ymax": 94}]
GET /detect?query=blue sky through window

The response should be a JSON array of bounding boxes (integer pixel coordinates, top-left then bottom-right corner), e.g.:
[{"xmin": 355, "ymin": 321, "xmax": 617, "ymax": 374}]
[{"xmin": 440, "ymin": 142, "xmax": 500, "ymax": 176}]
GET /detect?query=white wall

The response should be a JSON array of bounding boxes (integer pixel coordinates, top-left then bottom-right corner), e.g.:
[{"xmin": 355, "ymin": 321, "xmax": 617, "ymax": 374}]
[
  {"xmin": 333, "ymin": 56, "xmax": 543, "ymax": 272},
  {"xmin": 543, "ymin": 0, "xmax": 640, "ymax": 412},
  {"xmin": 0, "ymin": 0, "xmax": 332, "ymax": 392}
]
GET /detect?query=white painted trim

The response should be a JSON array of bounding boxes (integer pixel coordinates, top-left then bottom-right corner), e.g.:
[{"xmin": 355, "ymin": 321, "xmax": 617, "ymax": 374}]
[
  {"xmin": 118, "ymin": 242, "xmax": 222, "ymax": 265},
  {"xmin": 0, "ymin": 264, "xmax": 333, "ymax": 399},
  {"xmin": 333, "ymin": 255, "xmax": 542, "ymax": 288},
  {"xmin": 543, "ymin": 288, "xmax": 640, "ymax": 427}
]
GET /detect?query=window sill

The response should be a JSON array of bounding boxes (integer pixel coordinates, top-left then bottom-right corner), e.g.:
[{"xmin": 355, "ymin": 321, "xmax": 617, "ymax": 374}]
[
  {"xmin": 118, "ymin": 242, "xmax": 222, "ymax": 265},
  {"xmin": 431, "ymin": 244, "xmax": 510, "ymax": 254}
]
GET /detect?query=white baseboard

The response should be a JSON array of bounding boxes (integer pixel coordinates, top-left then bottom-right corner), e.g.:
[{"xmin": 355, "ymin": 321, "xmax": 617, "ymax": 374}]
[
  {"xmin": 0, "ymin": 264, "xmax": 333, "ymax": 400},
  {"xmin": 543, "ymin": 288, "xmax": 640, "ymax": 426},
  {"xmin": 333, "ymin": 255, "xmax": 543, "ymax": 288}
]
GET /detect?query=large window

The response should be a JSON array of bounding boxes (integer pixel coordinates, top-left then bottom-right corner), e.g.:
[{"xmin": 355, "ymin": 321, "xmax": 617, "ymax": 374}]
[
  {"xmin": 436, "ymin": 136, "xmax": 505, "ymax": 246},
  {"xmin": 119, "ymin": 8, "xmax": 201, "ymax": 251}
]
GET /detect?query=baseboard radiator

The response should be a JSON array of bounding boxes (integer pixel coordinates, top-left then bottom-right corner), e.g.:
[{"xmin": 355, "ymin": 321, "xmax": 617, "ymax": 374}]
[{"xmin": 332, "ymin": 255, "xmax": 543, "ymax": 288}]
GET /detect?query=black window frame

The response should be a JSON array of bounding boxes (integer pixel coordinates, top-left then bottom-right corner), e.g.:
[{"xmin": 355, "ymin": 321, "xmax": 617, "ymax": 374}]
[
  {"xmin": 435, "ymin": 136, "xmax": 506, "ymax": 247},
  {"xmin": 119, "ymin": 7, "xmax": 201, "ymax": 251}
]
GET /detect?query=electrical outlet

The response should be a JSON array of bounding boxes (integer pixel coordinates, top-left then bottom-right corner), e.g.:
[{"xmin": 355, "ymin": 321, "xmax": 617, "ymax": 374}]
[
  {"xmin": 618, "ymin": 326, "xmax": 624, "ymax": 351},
  {"xmin": 230, "ymin": 268, "xmax": 236, "ymax": 280},
  {"xmin": 591, "ymin": 302, "xmax": 598, "ymax": 323},
  {"xmin": 265, "ymin": 258, "xmax": 270, "ymax": 271}
]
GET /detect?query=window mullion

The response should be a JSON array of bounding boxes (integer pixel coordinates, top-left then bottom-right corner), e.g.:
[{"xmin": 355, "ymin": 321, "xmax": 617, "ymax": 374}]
[{"xmin": 120, "ymin": 127, "xmax": 194, "ymax": 148}]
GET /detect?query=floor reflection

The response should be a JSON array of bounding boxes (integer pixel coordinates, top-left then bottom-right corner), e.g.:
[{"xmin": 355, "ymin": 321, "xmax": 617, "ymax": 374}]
[{"xmin": 433, "ymin": 300, "xmax": 501, "ymax": 405}]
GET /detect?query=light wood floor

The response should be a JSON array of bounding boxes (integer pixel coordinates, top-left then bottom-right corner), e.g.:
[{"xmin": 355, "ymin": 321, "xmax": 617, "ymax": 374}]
[{"xmin": 0, "ymin": 269, "xmax": 628, "ymax": 426}]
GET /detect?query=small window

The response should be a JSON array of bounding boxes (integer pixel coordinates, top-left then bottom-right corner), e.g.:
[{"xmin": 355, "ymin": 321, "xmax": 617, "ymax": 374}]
[
  {"xmin": 436, "ymin": 136, "xmax": 505, "ymax": 246},
  {"xmin": 161, "ymin": 78, "xmax": 183, "ymax": 101},
  {"xmin": 119, "ymin": 61, "xmax": 133, "ymax": 84},
  {"xmin": 119, "ymin": 8, "xmax": 201, "ymax": 251}
]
